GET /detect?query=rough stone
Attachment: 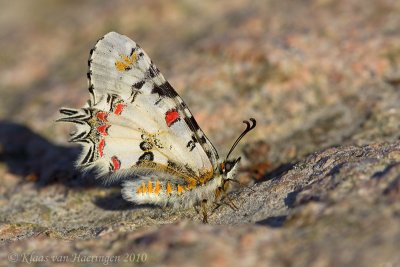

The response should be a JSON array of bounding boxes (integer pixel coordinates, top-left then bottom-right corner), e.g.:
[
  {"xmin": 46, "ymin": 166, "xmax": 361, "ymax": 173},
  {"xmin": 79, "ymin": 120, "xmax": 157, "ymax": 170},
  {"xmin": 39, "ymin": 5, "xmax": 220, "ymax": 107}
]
[{"xmin": 1, "ymin": 0, "xmax": 400, "ymax": 266}]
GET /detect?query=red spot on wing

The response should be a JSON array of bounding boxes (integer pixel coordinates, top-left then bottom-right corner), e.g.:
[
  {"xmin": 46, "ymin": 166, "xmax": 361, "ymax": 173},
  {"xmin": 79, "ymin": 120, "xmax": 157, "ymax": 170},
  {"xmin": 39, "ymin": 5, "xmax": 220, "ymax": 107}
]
[
  {"xmin": 114, "ymin": 103, "xmax": 126, "ymax": 115},
  {"xmin": 165, "ymin": 109, "xmax": 180, "ymax": 127},
  {"xmin": 98, "ymin": 139, "xmax": 105, "ymax": 157},
  {"xmin": 96, "ymin": 111, "xmax": 108, "ymax": 121},
  {"xmin": 97, "ymin": 124, "xmax": 110, "ymax": 136},
  {"xmin": 111, "ymin": 156, "xmax": 121, "ymax": 171}
]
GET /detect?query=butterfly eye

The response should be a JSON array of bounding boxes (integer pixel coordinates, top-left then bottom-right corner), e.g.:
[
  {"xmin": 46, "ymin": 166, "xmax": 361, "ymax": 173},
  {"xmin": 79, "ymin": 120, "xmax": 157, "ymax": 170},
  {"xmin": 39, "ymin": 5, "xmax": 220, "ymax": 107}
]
[{"xmin": 224, "ymin": 163, "xmax": 232, "ymax": 172}]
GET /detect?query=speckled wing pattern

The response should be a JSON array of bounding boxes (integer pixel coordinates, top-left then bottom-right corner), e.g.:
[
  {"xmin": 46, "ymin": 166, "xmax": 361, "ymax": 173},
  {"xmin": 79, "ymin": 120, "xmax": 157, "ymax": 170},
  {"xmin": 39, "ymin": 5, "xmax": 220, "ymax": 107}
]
[{"xmin": 58, "ymin": 32, "xmax": 220, "ymax": 205}]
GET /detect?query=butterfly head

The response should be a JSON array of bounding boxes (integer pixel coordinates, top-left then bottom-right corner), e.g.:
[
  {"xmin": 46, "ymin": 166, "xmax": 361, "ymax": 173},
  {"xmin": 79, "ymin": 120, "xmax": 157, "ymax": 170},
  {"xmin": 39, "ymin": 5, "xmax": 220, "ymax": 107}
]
[{"xmin": 221, "ymin": 157, "xmax": 241, "ymax": 179}]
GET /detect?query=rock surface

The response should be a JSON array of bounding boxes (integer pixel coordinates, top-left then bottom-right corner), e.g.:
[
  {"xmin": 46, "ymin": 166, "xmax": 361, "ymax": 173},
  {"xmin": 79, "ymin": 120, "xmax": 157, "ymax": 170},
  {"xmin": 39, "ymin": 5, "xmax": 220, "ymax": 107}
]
[{"xmin": 1, "ymin": 0, "xmax": 400, "ymax": 266}]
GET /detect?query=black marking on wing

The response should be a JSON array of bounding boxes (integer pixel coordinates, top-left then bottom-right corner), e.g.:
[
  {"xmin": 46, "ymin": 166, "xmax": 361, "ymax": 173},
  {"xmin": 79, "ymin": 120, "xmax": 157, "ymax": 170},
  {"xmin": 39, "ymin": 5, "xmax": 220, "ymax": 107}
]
[
  {"xmin": 88, "ymin": 47, "xmax": 96, "ymax": 67},
  {"xmin": 132, "ymin": 80, "xmax": 145, "ymax": 89},
  {"xmin": 60, "ymin": 109, "xmax": 78, "ymax": 116},
  {"xmin": 137, "ymin": 152, "xmax": 154, "ymax": 163},
  {"xmin": 154, "ymin": 138, "xmax": 164, "ymax": 149},
  {"xmin": 130, "ymin": 91, "xmax": 141, "ymax": 103},
  {"xmin": 81, "ymin": 148, "xmax": 93, "ymax": 165},
  {"xmin": 80, "ymin": 139, "xmax": 96, "ymax": 165},
  {"xmin": 186, "ymin": 135, "xmax": 197, "ymax": 152},
  {"xmin": 70, "ymin": 131, "xmax": 89, "ymax": 142},
  {"xmin": 151, "ymin": 82, "xmax": 179, "ymax": 98},
  {"xmin": 58, "ymin": 108, "xmax": 92, "ymax": 125},
  {"xmin": 138, "ymin": 51, "xmax": 144, "ymax": 59},
  {"xmin": 129, "ymin": 47, "xmax": 137, "ymax": 57},
  {"xmin": 88, "ymin": 84, "xmax": 94, "ymax": 95},
  {"xmin": 106, "ymin": 94, "xmax": 121, "ymax": 112},
  {"xmin": 187, "ymin": 140, "xmax": 196, "ymax": 151},
  {"xmin": 184, "ymin": 117, "xmax": 200, "ymax": 132},
  {"xmin": 167, "ymin": 160, "xmax": 179, "ymax": 170},
  {"xmin": 199, "ymin": 135, "xmax": 207, "ymax": 144},
  {"xmin": 96, "ymin": 36, "xmax": 105, "ymax": 44},
  {"xmin": 182, "ymin": 113, "xmax": 219, "ymax": 160},
  {"xmin": 148, "ymin": 65, "xmax": 159, "ymax": 78},
  {"xmin": 130, "ymin": 81, "xmax": 145, "ymax": 103},
  {"xmin": 140, "ymin": 141, "xmax": 153, "ymax": 151},
  {"xmin": 89, "ymin": 47, "xmax": 96, "ymax": 56},
  {"xmin": 58, "ymin": 118, "xmax": 86, "ymax": 125}
]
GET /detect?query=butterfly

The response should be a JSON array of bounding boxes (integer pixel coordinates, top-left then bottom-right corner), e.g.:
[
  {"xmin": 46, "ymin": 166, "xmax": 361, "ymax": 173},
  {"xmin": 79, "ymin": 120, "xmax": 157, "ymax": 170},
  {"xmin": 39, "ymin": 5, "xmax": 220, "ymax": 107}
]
[{"xmin": 58, "ymin": 32, "xmax": 256, "ymax": 222}]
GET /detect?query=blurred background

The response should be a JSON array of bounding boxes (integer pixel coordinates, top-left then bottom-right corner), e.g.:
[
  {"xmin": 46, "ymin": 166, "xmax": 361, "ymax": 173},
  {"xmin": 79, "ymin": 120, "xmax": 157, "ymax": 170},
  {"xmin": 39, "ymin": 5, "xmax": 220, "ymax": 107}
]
[
  {"xmin": 1, "ymin": 0, "xmax": 399, "ymax": 164},
  {"xmin": 1, "ymin": 0, "xmax": 400, "ymax": 266}
]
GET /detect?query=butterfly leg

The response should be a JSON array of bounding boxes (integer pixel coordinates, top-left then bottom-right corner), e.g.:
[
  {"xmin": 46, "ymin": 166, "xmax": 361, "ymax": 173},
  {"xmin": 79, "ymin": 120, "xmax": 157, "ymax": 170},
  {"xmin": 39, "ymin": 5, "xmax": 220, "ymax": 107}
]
[
  {"xmin": 193, "ymin": 200, "xmax": 209, "ymax": 223},
  {"xmin": 221, "ymin": 180, "xmax": 239, "ymax": 211},
  {"xmin": 224, "ymin": 193, "xmax": 238, "ymax": 211},
  {"xmin": 201, "ymin": 199, "xmax": 208, "ymax": 223},
  {"xmin": 212, "ymin": 204, "xmax": 221, "ymax": 213},
  {"xmin": 212, "ymin": 186, "xmax": 238, "ymax": 211},
  {"xmin": 211, "ymin": 186, "xmax": 223, "ymax": 211},
  {"xmin": 212, "ymin": 186, "xmax": 228, "ymax": 211}
]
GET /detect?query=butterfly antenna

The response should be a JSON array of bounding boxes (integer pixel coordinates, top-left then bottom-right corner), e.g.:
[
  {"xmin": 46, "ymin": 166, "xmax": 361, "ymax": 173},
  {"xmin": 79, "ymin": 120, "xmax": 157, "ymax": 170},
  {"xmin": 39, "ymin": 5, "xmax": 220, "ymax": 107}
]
[{"xmin": 226, "ymin": 118, "xmax": 256, "ymax": 160}]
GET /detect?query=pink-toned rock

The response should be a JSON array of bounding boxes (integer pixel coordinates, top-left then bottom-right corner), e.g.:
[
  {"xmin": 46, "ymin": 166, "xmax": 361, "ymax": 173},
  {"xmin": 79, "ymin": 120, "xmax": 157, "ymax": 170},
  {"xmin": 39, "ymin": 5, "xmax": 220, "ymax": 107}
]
[{"xmin": 1, "ymin": 0, "xmax": 400, "ymax": 266}]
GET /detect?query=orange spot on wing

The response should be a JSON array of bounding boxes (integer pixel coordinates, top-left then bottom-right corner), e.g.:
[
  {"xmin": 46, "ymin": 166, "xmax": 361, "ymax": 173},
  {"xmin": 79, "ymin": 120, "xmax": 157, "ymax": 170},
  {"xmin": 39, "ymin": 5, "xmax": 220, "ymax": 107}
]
[
  {"xmin": 124, "ymin": 53, "xmax": 137, "ymax": 64},
  {"xmin": 166, "ymin": 182, "xmax": 172, "ymax": 194},
  {"xmin": 177, "ymin": 185, "xmax": 184, "ymax": 194},
  {"xmin": 155, "ymin": 180, "xmax": 161, "ymax": 195},
  {"xmin": 115, "ymin": 61, "xmax": 128, "ymax": 71},
  {"xmin": 148, "ymin": 181, "xmax": 153, "ymax": 193},
  {"xmin": 115, "ymin": 53, "xmax": 137, "ymax": 71}
]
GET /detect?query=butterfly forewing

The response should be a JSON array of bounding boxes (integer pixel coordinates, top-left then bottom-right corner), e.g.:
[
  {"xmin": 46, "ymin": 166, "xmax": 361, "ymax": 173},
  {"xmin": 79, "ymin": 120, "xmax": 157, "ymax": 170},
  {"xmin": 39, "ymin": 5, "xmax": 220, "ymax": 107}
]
[{"xmin": 60, "ymin": 32, "xmax": 219, "ymax": 187}]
